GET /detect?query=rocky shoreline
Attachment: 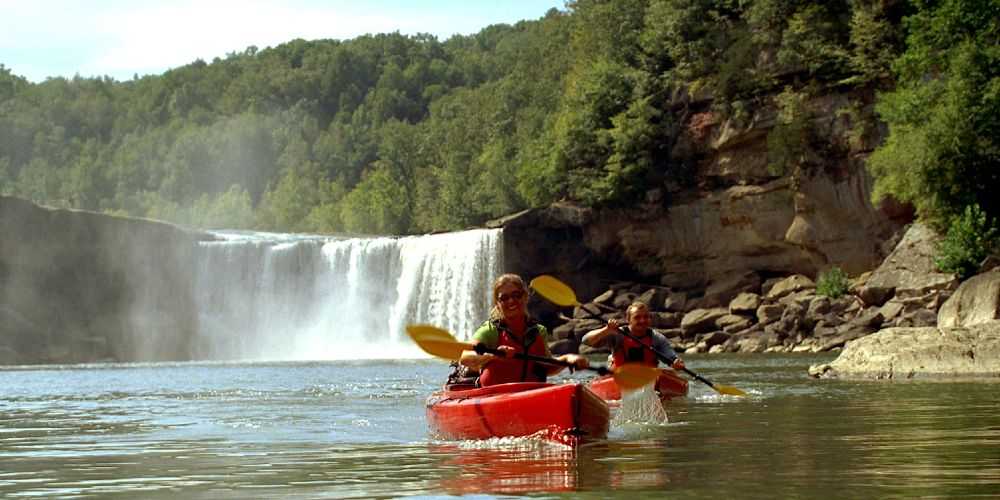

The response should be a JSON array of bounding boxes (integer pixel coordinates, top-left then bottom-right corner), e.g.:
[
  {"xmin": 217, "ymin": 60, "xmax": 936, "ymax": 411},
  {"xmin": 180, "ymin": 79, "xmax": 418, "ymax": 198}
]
[{"xmin": 543, "ymin": 222, "xmax": 1000, "ymax": 379}]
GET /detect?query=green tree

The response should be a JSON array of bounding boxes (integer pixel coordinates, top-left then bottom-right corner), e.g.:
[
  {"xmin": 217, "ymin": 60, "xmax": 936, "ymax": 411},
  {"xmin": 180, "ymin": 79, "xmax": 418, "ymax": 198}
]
[{"xmin": 868, "ymin": 0, "xmax": 1000, "ymax": 228}]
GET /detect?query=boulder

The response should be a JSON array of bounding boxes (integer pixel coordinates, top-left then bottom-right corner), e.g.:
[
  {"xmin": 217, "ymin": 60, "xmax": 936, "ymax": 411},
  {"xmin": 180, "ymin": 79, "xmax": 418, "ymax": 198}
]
[
  {"xmin": 730, "ymin": 292, "xmax": 762, "ymax": 314},
  {"xmin": 809, "ymin": 322, "xmax": 1000, "ymax": 378},
  {"xmin": 573, "ymin": 303, "xmax": 603, "ymax": 319},
  {"xmin": 720, "ymin": 316, "xmax": 753, "ymax": 333},
  {"xmin": 637, "ymin": 287, "xmax": 670, "ymax": 310},
  {"xmin": 663, "ymin": 291, "xmax": 688, "ymax": 312},
  {"xmin": 757, "ymin": 303, "xmax": 785, "ymax": 325},
  {"xmin": 652, "ymin": 311, "xmax": 682, "ymax": 329},
  {"xmin": 865, "ymin": 223, "xmax": 959, "ymax": 301},
  {"xmin": 937, "ymin": 271, "xmax": 1000, "ymax": 328},
  {"xmin": 700, "ymin": 271, "xmax": 762, "ymax": 308},
  {"xmin": 680, "ymin": 308, "xmax": 730, "ymax": 336},
  {"xmin": 766, "ymin": 274, "xmax": 816, "ymax": 301}
]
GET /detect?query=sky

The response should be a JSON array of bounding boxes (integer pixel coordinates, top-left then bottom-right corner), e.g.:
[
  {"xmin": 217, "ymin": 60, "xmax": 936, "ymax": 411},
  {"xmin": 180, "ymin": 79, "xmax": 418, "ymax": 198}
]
[{"xmin": 0, "ymin": 0, "xmax": 566, "ymax": 83}]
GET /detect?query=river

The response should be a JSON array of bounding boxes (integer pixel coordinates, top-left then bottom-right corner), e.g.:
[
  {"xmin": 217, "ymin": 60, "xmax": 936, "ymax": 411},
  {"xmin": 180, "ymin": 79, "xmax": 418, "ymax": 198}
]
[{"xmin": 2, "ymin": 353, "xmax": 998, "ymax": 498}]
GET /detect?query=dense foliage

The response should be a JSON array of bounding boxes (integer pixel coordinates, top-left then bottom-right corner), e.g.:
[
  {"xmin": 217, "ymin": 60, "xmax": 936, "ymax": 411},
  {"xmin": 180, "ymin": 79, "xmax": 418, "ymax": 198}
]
[
  {"xmin": 0, "ymin": 0, "xmax": 992, "ymax": 238},
  {"xmin": 868, "ymin": 0, "xmax": 1000, "ymax": 230},
  {"xmin": 934, "ymin": 204, "xmax": 999, "ymax": 279}
]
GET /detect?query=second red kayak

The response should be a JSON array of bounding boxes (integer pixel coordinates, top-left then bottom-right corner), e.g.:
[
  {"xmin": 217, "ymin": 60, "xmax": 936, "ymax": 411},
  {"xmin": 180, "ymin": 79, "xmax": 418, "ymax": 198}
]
[
  {"xmin": 588, "ymin": 368, "xmax": 689, "ymax": 402},
  {"xmin": 426, "ymin": 382, "xmax": 609, "ymax": 446}
]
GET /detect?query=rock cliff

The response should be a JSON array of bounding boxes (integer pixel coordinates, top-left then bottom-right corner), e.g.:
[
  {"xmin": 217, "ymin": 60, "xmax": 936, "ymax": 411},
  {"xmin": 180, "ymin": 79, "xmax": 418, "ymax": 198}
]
[
  {"xmin": 0, "ymin": 195, "xmax": 213, "ymax": 364},
  {"xmin": 495, "ymin": 89, "xmax": 905, "ymax": 302}
]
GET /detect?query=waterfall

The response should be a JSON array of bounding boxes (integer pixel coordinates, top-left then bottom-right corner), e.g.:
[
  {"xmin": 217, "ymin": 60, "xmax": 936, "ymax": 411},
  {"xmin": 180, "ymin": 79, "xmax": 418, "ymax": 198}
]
[{"xmin": 192, "ymin": 229, "xmax": 503, "ymax": 361}]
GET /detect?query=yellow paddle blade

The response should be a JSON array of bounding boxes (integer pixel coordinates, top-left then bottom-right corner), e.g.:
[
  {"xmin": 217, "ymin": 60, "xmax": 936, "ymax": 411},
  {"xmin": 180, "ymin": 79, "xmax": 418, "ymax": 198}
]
[
  {"xmin": 406, "ymin": 324, "xmax": 475, "ymax": 360},
  {"xmin": 611, "ymin": 363, "xmax": 663, "ymax": 392},
  {"xmin": 407, "ymin": 324, "xmax": 456, "ymax": 341},
  {"xmin": 530, "ymin": 275, "xmax": 581, "ymax": 307},
  {"xmin": 713, "ymin": 384, "xmax": 748, "ymax": 397}
]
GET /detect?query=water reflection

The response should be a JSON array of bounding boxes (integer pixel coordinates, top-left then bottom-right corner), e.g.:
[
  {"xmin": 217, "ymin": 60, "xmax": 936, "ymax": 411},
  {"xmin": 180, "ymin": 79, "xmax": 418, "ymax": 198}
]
[
  {"xmin": 431, "ymin": 442, "xmax": 580, "ymax": 494},
  {"xmin": 427, "ymin": 438, "xmax": 678, "ymax": 495},
  {"xmin": 2, "ymin": 357, "xmax": 999, "ymax": 497}
]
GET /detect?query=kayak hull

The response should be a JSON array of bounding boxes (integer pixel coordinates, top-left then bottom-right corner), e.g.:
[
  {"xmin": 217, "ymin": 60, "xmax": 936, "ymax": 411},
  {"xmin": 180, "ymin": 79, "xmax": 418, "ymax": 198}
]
[
  {"xmin": 426, "ymin": 382, "xmax": 609, "ymax": 445},
  {"xmin": 588, "ymin": 368, "xmax": 689, "ymax": 402}
]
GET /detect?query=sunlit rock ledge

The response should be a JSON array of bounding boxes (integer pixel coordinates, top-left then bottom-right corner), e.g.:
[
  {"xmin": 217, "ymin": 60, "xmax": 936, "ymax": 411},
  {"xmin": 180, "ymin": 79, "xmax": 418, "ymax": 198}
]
[{"xmin": 808, "ymin": 322, "xmax": 1000, "ymax": 379}]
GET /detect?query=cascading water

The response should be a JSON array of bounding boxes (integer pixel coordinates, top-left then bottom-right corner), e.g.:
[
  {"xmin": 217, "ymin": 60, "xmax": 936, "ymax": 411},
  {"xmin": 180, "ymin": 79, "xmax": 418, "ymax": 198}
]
[{"xmin": 192, "ymin": 229, "xmax": 503, "ymax": 361}]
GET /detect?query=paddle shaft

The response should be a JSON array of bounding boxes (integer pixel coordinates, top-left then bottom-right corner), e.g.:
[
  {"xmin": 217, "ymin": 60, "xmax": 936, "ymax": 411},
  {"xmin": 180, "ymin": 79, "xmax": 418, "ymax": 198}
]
[
  {"xmin": 472, "ymin": 343, "xmax": 610, "ymax": 376},
  {"xmin": 613, "ymin": 325, "xmax": 729, "ymax": 392}
]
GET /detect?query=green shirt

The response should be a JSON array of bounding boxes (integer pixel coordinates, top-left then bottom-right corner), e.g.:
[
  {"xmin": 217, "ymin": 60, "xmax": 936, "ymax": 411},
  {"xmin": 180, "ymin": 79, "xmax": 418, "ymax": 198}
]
[{"xmin": 472, "ymin": 319, "xmax": 552, "ymax": 356}]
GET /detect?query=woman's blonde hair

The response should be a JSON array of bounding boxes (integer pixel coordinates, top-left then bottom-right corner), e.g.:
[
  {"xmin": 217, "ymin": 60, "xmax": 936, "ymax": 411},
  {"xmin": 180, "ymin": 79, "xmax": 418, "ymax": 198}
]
[{"xmin": 489, "ymin": 273, "xmax": 528, "ymax": 321}]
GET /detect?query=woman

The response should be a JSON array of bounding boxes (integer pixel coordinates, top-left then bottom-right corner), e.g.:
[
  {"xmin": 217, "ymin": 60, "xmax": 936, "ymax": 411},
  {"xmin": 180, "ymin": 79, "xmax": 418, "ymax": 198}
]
[
  {"xmin": 581, "ymin": 301, "xmax": 685, "ymax": 371},
  {"xmin": 460, "ymin": 274, "xmax": 589, "ymax": 387}
]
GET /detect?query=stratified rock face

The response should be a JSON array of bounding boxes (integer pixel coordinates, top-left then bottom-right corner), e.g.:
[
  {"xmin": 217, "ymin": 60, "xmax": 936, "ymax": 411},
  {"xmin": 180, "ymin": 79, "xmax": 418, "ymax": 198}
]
[
  {"xmin": 499, "ymin": 168, "xmax": 898, "ymax": 296},
  {"xmin": 809, "ymin": 322, "xmax": 1000, "ymax": 379},
  {"xmin": 589, "ymin": 169, "xmax": 895, "ymax": 289},
  {"xmin": 0, "ymin": 196, "xmax": 211, "ymax": 364}
]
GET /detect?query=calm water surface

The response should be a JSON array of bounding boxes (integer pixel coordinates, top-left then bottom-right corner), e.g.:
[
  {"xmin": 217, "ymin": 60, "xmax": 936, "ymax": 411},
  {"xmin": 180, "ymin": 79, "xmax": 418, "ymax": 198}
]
[{"xmin": 1, "ymin": 354, "xmax": 998, "ymax": 498}]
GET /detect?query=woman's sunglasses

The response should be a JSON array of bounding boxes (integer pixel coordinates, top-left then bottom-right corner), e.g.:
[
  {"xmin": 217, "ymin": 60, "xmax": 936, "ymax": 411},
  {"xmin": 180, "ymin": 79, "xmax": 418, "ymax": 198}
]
[{"xmin": 496, "ymin": 291, "xmax": 525, "ymax": 303}]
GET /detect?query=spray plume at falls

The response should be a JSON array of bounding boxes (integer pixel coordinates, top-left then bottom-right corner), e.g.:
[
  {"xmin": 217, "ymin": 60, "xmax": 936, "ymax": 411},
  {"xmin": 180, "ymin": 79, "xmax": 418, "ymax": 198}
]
[{"xmin": 192, "ymin": 229, "xmax": 502, "ymax": 361}]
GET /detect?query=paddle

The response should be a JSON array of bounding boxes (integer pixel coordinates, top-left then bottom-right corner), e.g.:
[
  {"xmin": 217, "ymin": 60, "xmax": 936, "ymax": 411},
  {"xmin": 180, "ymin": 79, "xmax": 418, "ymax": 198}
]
[
  {"xmin": 406, "ymin": 324, "xmax": 662, "ymax": 392},
  {"xmin": 529, "ymin": 274, "xmax": 748, "ymax": 397}
]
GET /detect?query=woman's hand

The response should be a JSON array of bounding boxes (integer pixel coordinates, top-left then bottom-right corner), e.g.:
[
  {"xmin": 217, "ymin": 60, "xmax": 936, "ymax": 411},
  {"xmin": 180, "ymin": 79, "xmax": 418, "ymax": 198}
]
[
  {"xmin": 560, "ymin": 354, "xmax": 589, "ymax": 370},
  {"xmin": 494, "ymin": 345, "xmax": 515, "ymax": 358}
]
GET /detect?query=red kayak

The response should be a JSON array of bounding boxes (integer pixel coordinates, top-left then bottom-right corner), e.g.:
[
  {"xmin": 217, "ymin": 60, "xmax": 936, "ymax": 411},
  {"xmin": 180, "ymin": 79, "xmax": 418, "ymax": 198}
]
[
  {"xmin": 588, "ymin": 368, "xmax": 689, "ymax": 402},
  {"xmin": 426, "ymin": 382, "xmax": 609, "ymax": 446}
]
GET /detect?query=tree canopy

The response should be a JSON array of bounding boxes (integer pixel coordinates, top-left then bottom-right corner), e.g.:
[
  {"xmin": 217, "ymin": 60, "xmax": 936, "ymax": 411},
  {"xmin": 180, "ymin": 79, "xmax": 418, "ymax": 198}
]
[{"xmin": 1, "ymin": 1, "xmax": 995, "ymax": 237}]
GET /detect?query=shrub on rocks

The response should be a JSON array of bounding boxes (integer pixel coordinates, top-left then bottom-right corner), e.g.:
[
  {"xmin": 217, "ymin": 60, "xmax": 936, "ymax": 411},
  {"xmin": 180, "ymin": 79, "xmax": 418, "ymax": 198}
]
[{"xmin": 816, "ymin": 267, "xmax": 850, "ymax": 298}]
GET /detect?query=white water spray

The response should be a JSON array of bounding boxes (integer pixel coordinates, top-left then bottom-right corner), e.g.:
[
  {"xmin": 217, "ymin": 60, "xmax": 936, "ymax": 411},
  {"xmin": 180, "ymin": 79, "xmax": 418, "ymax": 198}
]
[{"xmin": 192, "ymin": 229, "xmax": 502, "ymax": 361}]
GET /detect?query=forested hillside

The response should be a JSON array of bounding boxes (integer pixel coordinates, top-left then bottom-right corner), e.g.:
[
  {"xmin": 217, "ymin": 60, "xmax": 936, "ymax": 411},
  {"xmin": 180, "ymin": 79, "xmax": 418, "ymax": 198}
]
[{"xmin": 0, "ymin": 0, "xmax": 996, "ymax": 238}]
